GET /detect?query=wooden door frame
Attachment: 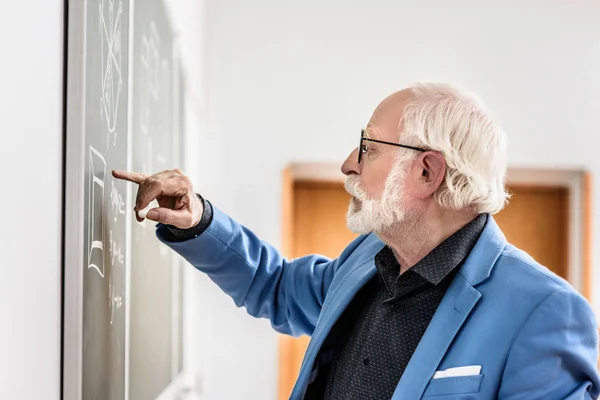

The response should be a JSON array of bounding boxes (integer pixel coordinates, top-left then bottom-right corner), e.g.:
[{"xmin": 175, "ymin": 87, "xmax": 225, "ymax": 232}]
[
  {"xmin": 278, "ymin": 163, "xmax": 594, "ymax": 398},
  {"xmin": 506, "ymin": 168, "xmax": 592, "ymax": 298},
  {"xmin": 278, "ymin": 167, "xmax": 296, "ymax": 400}
]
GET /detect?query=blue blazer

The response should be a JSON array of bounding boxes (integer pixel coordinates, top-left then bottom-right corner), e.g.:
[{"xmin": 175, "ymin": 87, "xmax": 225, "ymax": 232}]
[{"xmin": 158, "ymin": 206, "xmax": 600, "ymax": 399}]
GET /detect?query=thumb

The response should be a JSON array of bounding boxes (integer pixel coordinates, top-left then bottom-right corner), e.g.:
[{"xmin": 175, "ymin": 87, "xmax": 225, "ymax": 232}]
[{"xmin": 146, "ymin": 207, "xmax": 195, "ymax": 228}]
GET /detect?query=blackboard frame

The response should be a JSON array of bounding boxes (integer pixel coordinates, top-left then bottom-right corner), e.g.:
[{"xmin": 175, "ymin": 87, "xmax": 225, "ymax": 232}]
[{"xmin": 63, "ymin": 1, "xmax": 87, "ymax": 398}]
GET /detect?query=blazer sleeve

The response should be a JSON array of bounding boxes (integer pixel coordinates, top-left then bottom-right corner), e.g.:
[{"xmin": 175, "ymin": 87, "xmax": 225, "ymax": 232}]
[
  {"xmin": 499, "ymin": 288, "xmax": 600, "ymax": 399},
  {"xmin": 156, "ymin": 204, "xmax": 367, "ymax": 337}
]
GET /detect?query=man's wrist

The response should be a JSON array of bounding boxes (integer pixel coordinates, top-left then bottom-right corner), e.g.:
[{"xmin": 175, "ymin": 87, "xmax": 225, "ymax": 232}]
[{"xmin": 163, "ymin": 194, "xmax": 213, "ymax": 241}]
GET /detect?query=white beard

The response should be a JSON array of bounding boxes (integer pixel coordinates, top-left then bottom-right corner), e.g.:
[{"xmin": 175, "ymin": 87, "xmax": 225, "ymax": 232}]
[{"xmin": 345, "ymin": 159, "xmax": 410, "ymax": 235}]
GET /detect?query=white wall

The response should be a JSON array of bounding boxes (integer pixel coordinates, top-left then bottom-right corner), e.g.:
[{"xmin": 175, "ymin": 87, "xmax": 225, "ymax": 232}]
[
  {"xmin": 167, "ymin": 2, "xmax": 281, "ymax": 399},
  {"xmin": 0, "ymin": 1, "xmax": 64, "ymax": 399},
  {"xmin": 164, "ymin": 0, "xmax": 213, "ymax": 396},
  {"xmin": 202, "ymin": 1, "xmax": 600, "ymax": 399}
]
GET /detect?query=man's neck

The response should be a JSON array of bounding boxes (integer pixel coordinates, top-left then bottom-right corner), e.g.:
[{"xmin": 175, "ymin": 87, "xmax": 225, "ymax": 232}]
[{"xmin": 378, "ymin": 209, "xmax": 479, "ymax": 274}]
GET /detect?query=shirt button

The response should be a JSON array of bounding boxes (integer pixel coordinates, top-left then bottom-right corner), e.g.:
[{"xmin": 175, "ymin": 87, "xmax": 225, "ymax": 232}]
[{"xmin": 363, "ymin": 358, "xmax": 370, "ymax": 366}]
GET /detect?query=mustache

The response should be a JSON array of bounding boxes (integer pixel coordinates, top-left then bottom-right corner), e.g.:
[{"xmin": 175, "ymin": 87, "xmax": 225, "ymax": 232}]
[{"xmin": 344, "ymin": 176, "xmax": 368, "ymax": 201}]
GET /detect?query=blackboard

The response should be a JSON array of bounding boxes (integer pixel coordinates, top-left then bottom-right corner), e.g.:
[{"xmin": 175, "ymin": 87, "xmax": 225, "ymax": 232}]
[{"xmin": 64, "ymin": 0, "xmax": 184, "ymax": 399}]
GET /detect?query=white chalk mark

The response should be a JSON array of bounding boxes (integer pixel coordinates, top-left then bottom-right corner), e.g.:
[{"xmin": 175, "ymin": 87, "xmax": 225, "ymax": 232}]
[
  {"xmin": 99, "ymin": 0, "xmax": 123, "ymax": 148},
  {"xmin": 108, "ymin": 230, "xmax": 124, "ymax": 267},
  {"xmin": 108, "ymin": 276, "xmax": 123, "ymax": 325},
  {"xmin": 93, "ymin": 176, "xmax": 104, "ymax": 187},
  {"xmin": 110, "ymin": 178, "xmax": 126, "ymax": 222},
  {"xmin": 88, "ymin": 146, "xmax": 107, "ymax": 278}
]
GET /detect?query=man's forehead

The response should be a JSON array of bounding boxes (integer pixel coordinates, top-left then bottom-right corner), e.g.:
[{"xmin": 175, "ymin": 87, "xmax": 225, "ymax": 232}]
[
  {"xmin": 365, "ymin": 89, "xmax": 412, "ymax": 139},
  {"xmin": 364, "ymin": 121, "xmax": 400, "ymax": 142}
]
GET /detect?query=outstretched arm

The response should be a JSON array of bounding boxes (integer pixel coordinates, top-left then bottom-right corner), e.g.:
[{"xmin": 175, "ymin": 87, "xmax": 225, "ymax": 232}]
[
  {"xmin": 112, "ymin": 168, "xmax": 365, "ymax": 336},
  {"xmin": 157, "ymin": 203, "xmax": 366, "ymax": 337}
]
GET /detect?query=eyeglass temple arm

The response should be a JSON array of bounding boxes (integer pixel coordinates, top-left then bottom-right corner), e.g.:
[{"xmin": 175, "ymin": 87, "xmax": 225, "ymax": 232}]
[{"xmin": 362, "ymin": 137, "xmax": 425, "ymax": 152}]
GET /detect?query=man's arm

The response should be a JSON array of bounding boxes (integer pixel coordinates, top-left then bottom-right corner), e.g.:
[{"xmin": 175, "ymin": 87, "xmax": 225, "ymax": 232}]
[
  {"xmin": 156, "ymin": 203, "xmax": 368, "ymax": 337},
  {"xmin": 110, "ymin": 168, "xmax": 365, "ymax": 336},
  {"xmin": 499, "ymin": 289, "xmax": 600, "ymax": 399}
]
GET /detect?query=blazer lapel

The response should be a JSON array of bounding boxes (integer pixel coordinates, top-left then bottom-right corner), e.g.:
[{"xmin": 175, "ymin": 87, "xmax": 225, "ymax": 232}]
[
  {"xmin": 392, "ymin": 216, "xmax": 507, "ymax": 400},
  {"xmin": 392, "ymin": 274, "xmax": 481, "ymax": 399},
  {"xmin": 290, "ymin": 238, "xmax": 384, "ymax": 400}
]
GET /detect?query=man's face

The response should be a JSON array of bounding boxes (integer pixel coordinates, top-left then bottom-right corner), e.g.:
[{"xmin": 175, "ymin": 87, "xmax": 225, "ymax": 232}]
[{"xmin": 341, "ymin": 91, "xmax": 415, "ymax": 234}]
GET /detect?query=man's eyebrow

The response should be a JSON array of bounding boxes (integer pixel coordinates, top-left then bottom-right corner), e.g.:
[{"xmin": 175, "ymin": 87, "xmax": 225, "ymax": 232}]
[{"xmin": 363, "ymin": 127, "xmax": 376, "ymax": 140}]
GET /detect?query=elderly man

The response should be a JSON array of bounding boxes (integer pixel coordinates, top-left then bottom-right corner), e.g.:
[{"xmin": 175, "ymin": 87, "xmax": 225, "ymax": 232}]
[{"xmin": 114, "ymin": 82, "xmax": 600, "ymax": 399}]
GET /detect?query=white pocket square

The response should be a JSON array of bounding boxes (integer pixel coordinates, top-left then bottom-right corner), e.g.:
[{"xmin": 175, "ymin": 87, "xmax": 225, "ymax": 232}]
[{"xmin": 433, "ymin": 365, "xmax": 482, "ymax": 379}]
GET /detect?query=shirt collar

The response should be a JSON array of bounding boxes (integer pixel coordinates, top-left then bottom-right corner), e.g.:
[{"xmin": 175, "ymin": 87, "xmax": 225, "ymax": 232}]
[
  {"xmin": 375, "ymin": 213, "xmax": 488, "ymax": 287},
  {"xmin": 412, "ymin": 213, "xmax": 488, "ymax": 285}
]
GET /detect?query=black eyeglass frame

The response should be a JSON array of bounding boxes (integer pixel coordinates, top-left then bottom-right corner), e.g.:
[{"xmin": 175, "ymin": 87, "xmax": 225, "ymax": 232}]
[{"xmin": 358, "ymin": 128, "xmax": 427, "ymax": 163}]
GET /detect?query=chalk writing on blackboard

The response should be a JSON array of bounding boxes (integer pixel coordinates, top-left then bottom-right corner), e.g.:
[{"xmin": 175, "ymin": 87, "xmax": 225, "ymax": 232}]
[
  {"xmin": 109, "ymin": 230, "xmax": 124, "ymax": 268},
  {"xmin": 100, "ymin": 0, "xmax": 124, "ymax": 149},
  {"xmin": 108, "ymin": 276, "xmax": 123, "ymax": 325},
  {"xmin": 110, "ymin": 178, "xmax": 125, "ymax": 222}
]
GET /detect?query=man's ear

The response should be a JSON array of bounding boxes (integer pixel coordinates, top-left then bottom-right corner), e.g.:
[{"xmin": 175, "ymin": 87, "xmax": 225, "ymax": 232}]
[{"xmin": 415, "ymin": 152, "xmax": 446, "ymax": 199}]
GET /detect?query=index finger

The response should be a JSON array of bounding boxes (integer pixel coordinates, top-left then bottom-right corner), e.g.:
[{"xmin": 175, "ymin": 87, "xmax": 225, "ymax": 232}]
[{"xmin": 112, "ymin": 170, "xmax": 149, "ymax": 184}]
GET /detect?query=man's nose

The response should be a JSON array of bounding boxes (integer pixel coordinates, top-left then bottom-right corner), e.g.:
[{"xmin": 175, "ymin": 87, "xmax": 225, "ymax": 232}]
[{"xmin": 341, "ymin": 148, "xmax": 360, "ymax": 176}]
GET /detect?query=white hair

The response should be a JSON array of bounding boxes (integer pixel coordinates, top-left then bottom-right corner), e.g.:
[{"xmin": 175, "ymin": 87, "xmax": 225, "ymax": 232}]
[{"xmin": 399, "ymin": 82, "xmax": 510, "ymax": 214}]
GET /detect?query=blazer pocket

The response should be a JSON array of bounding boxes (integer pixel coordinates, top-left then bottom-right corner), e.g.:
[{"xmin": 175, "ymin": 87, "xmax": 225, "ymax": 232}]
[{"xmin": 422, "ymin": 374, "xmax": 483, "ymax": 397}]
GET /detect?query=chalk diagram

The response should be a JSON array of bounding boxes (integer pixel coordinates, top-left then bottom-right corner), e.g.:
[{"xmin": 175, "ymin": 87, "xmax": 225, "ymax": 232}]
[
  {"xmin": 99, "ymin": 0, "xmax": 123, "ymax": 149},
  {"xmin": 88, "ymin": 146, "xmax": 106, "ymax": 278}
]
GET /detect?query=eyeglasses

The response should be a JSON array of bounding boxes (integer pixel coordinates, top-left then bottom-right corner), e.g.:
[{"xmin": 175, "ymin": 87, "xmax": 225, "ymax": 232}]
[{"xmin": 358, "ymin": 129, "xmax": 426, "ymax": 163}]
